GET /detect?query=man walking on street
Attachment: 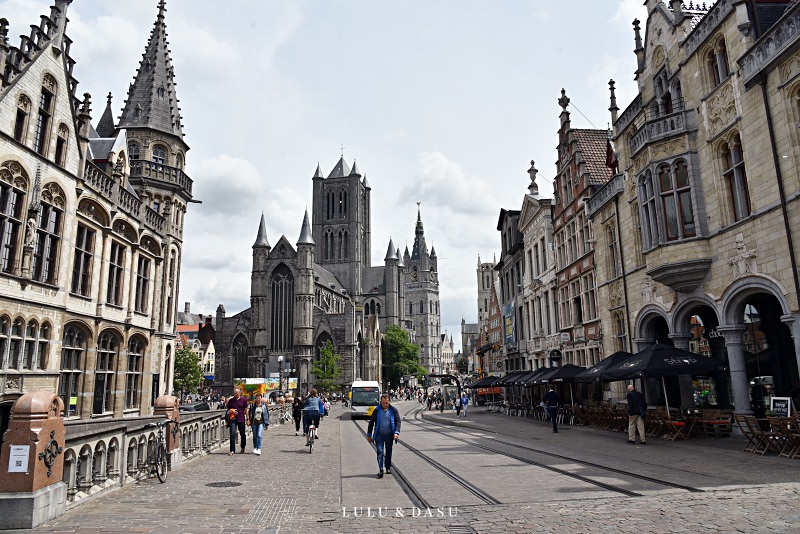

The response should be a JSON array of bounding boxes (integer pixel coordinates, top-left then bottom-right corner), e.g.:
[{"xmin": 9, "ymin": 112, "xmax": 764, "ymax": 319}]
[
  {"xmin": 367, "ymin": 394, "xmax": 401, "ymax": 479},
  {"xmin": 544, "ymin": 384, "xmax": 560, "ymax": 433},
  {"xmin": 461, "ymin": 391, "xmax": 469, "ymax": 417},
  {"xmin": 227, "ymin": 387, "xmax": 250, "ymax": 455},
  {"xmin": 626, "ymin": 384, "xmax": 647, "ymax": 445}
]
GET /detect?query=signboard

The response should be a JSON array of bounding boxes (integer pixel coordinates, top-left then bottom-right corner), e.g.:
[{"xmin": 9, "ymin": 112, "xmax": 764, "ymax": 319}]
[
  {"xmin": 503, "ymin": 300, "xmax": 516, "ymax": 347},
  {"xmin": 8, "ymin": 445, "xmax": 30, "ymax": 473},
  {"xmin": 549, "ymin": 349, "xmax": 563, "ymax": 362},
  {"xmin": 771, "ymin": 397, "xmax": 792, "ymax": 417}
]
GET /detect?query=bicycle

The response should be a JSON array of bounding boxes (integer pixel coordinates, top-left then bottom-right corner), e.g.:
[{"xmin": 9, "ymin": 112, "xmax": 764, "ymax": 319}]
[
  {"xmin": 306, "ymin": 423, "xmax": 317, "ymax": 453},
  {"xmin": 279, "ymin": 409, "xmax": 292, "ymax": 424},
  {"xmin": 144, "ymin": 418, "xmax": 178, "ymax": 483}
]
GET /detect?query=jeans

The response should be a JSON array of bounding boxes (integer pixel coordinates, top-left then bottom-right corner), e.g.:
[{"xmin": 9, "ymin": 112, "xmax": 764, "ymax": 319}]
[
  {"xmin": 463, "ymin": 404, "xmax": 468, "ymax": 416},
  {"xmin": 230, "ymin": 421, "xmax": 246, "ymax": 452},
  {"xmin": 303, "ymin": 411, "xmax": 320, "ymax": 434},
  {"xmin": 547, "ymin": 406, "xmax": 558, "ymax": 431},
  {"xmin": 252, "ymin": 423, "xmax": 264, "ymax": 450},
  {"xmin": 375, "ymin": 433, "xmax": 395, "ymax": 470}
]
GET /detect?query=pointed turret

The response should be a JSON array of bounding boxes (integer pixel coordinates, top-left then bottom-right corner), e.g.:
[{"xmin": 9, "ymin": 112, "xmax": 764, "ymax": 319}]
[
  {"xmin": 313, "ymin": 163, "xmax": 324, "ymax": 179},
  {"xmin": 297, "ymin": 209, "xmax": 314, "ymax": 245},
  {"xmin": 430, "ymin": 245, "xmax": 437, "ymax": 258},
  {"xmin": 384, "ymin": 238, "xmax": 398, "ymax": 261},
  {"xmin": 96, "ymin": 93, "xmax": 116, "ymax": 137},
  {"xmin": 411, "ymin": 205, "xmax": 429, "ymax": 260},
  {"xmin": 362, "ymin": 174, "xmax": 370, "ymax": 189},
  {"xmin": 253, "ymin": 213, "xmax": 270, "ymax": 248},
  {"xmin": 349, "ymin": 159, "xmax": 361, "ymax": 177},
  {"xmin": 118, "ymin": 0, "xmax": 185, "ymax": 139}
]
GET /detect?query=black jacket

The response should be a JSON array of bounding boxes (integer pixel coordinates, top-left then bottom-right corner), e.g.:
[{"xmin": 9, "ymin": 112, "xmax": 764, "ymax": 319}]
[{"xmin": 626, "ymin": 389, "xmax": 646, "ymax": 417}]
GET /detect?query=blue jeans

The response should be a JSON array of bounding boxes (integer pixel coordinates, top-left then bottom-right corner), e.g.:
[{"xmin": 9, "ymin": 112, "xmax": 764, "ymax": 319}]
[
  {"xmin": 303, "ymin": 411, "xmax": 320, "ymax": 434},
  {"xmin": 252, "ymin": 424, "xmax": 263, "ymax": 450},
  {"xmin": 375, "ymin": 434, "xmax": 395, "ymax": 471}
]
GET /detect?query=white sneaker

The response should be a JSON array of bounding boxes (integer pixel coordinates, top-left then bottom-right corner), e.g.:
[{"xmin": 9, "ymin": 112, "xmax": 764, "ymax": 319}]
[
  {"xmin": 295, "ymin": 431, "xmax": 299, "ymax": 436},
  {"xmin": 255, "ymin": 449, "xmax": 261, "ymax": 455}
]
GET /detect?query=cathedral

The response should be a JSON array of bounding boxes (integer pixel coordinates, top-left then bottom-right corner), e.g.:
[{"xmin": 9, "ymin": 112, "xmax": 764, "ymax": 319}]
[{"xmin": 214, "ymin": 157, "xmax": 444, "ymax": 393}]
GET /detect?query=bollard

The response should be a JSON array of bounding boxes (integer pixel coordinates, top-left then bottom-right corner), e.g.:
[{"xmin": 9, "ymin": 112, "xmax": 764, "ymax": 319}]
[{"xmin": 0, "ymin": 392, "xmax": 66, "ymax": 529}]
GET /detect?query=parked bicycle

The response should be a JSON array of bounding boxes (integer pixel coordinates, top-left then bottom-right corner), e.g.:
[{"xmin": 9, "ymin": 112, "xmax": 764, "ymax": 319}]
[
  {"xmin": 279, "ymin": 409, "xmax": 292, "ymax": 424},
  {"xmin": 144, "ymin": 418, "xmax": 178, "ymax": 483}
]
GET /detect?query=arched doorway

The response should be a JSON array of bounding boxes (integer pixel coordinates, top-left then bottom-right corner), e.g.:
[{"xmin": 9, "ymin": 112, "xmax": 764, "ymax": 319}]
[
  {"xmin": 683, "ymin": 304, "xmax": 731, "ymax": 408},
  {"xmin": 635, "ymin": 311, "xmax": 674, "ymax": 408}
]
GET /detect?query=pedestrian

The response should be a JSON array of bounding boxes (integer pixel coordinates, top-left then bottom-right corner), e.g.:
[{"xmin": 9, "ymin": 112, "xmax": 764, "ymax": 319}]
[
  {"xmin": 454, "ymin": 394, "xmax": 462, "ymax": 416},
  {"xmin": 366, "ymin": 393, "xmax": 401, "ymax": 479},
  {"xmin": 249, "ymin": 393, "xmax": 269, "ymax": 455},
  {"xmin": 217, "ymin": 395, "xmax": 226, "ymax": 409},
  {"xmin": 302, "ymin": 388, "xmax": 324, "ymax": 439},
  {"xmin": 626, "ymin": 384, "xmax": 647, "ymax": 445},
  {"xmin": 226, "ymin": 387, "xmax": 250, "ymax": 455},
  {"xmin": 544, "ymin": 384, "xmax": 560, "ymax": 433},
  {"xmin": 461, "ymin": 391, "xmax": 469, "ymax": 417},
  {"xmin": 292, "ymin": 395, "xmax": 304, "ymax": 436},
  {"xmin": 324, "ymin": 398, "xmax": 331, "ymax": 417}
]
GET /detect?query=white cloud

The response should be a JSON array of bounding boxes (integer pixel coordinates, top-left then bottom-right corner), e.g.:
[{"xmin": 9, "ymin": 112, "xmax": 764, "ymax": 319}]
[{"xmin": 610, "ymin": 0, "xmax": 647, "ymax": 24}]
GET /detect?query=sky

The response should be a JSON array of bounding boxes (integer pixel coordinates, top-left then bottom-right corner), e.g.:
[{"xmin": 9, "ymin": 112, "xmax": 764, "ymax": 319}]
[{"xmin": 2, "ymin": 0, "xmax": 648, "ymax": 351}]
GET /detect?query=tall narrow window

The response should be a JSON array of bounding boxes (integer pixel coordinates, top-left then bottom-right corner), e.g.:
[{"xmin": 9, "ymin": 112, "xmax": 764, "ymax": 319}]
[
  {"xmin": 9, "ymin": 317, "xmax": 23, "ymax": 369},
  {"xmin": 107, "ymin": 241, "xmax": 125, "ymax": 305},
  {"xmin": 722, "ymin": 135, "xmax": 751, "ymax": 221},
  {"xmin": 0, "ymin": 316, "xmax": 8, "ymax": 371},
  {"xmin": 32, "ymin": 199, "xmax": 62, "ymax": 284},
  {"xmin": 640, "ymin": 171, "xmax": 659, "ymax": 248},
  {"xmin": 23, "ymin": 320, "xmax": 37, "ymax": 370},
  {"xmin": 607, "ymin": 223, "xmax": 620, "ymax": 278},
  {"xmin": 270, "ymin": 264, "xmax": 294, "ymax": 352},
  {"xmin": 128, "ymin": 142, "xmax": 140, "ymax": 162},
  {"xmin": 59, "ymin": 325, "xmax": 85, "ymax": 417},
  {"xmin": 126, "ymin": 337, "xmax": 144, "ymax": 409},
  {"xmin": 38, "ymin": 323, "xmax": 50, "ymax": 370},
  {"xmin": 134, "ymin": 255, "xmax": 150, "ymax": 313},
  {"xmin": 659, "ymin": 161, "xmax": 695, "ymax": 240},
  {"xmin": 33, "ymin": 80, "xmax": 55, "ymax": 155},
  {"xmin": 14, "ymin": 95, "xmax": 31, "ymax": 143},
  {"xmin": 54, "ymin": 124, "xmax": 68, "ymax": 166},
  {"xmin": 94, "ymin": 332, "xmax": 117, "ymax": 414},
  {"xmin": 152, "ymin": 145, "xmax": 166, "ymax": 165},
  {"xmin": 0, "ymin": 174, "xmax": 24, "ymax": 274},
  {"xmin": 71, "ymin": 224, "xmax": 95, "ymax": 296}
]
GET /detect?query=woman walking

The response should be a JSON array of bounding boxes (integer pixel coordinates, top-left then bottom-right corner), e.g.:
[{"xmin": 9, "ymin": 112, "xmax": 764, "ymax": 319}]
[
  {"xmin": 292, "ymin": 396, "xmax": 304, "ymax": 436},
  {"xmin": 249, "ymin": 394, "xmax": 269, "ymax": 455}
]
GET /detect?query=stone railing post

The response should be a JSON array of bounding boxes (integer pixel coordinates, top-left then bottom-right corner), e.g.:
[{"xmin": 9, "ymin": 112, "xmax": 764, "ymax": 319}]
[
  {"xmin": 0, "ymin": 392, "xmax": 66, "ymax": 529},
  {"xmin": 153, "ymin": 395, "xmax": 181, "ymax": 468}
]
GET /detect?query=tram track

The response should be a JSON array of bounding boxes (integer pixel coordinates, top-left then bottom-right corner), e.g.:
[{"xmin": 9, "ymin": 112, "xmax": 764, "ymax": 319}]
[
  {"xmin": 407, "ymin": 405, "xmax": 704, "ymax": 495},
  {"xmin": 350, "ymin": 417, "xmax": 500, "ymax": 507}
]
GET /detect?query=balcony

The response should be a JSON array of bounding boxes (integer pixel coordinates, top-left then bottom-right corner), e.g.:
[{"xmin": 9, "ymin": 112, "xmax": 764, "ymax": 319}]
[
  {"xmin": 629, "ymin": 106, "xmax": 696, "ymax": 156},
  {"xmin": 129, "ymin": 160, "xmax": 193, "ymax": 197},
  {"xmin": 740, "ymin": 3, "xmax": 800, "ymax": 88}
]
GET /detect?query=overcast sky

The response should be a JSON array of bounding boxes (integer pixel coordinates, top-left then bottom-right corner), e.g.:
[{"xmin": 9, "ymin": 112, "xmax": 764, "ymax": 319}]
[{"xmin": 2, "ymin": 0, "xmax": 648, "ymax": 350}]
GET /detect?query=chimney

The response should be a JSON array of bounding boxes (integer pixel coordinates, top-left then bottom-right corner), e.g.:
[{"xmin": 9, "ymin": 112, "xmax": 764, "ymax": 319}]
[{"xmin": 184, "ymin": 302, "xmax": 190, "ymax": 314}]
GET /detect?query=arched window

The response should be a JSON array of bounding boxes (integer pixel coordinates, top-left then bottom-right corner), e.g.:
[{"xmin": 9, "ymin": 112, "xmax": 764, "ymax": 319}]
[
  {"xmin": 0, "ymin": 163, "xmax": 26, "ymax": 274},
  {"xmin": 32, "ymin": 185, "xmax": 64, "ymax": 284},
  {"xmin": 23, "ymin": 320, "xmax": 38, "ymax": 369},
  {"xmin": 722, "ymin": 135, "xmax": 751, "ymax": 222},
  {"xmin": 94, "ymin": 331, "xmax": 119, "ymax": 414},
  {"xmin": 9, "ymin": 317, "xmax": 23, "ymax": 369},
  {"xmin": 134, "ymin": 254, "xmax": 151, "ymax": 313},
  {"xmin": 419, "ymin": 300, "xmax": 424, "ymax": 314},
  {"xmin": 176, "ymin": 153, "xmax": 184, "ymax": 170},
  {"xmin": 706, "ymin": 38, "xmax": 729, "ymax": 89},
  {"xmin": 128, "ymin": 142, "xmax": 140, "ymax": 162},
  {"xmin": 233, "ymin": 335, "xmax": 248, "ymax": 379},
  {"xmin": 55, "ymin": 124, "xmax": 69, "ymax": 167},
  {"xmin": 33, "ymin": 75, "xmax": 56, "ymax": 155},
  {"xmin": 14, "ymin": 95, "xmax": 31, "ymax": 143},
  {"xmin": 151, "ymin": 145, "xmax": 166, "ymax": 165},
  {"xmin": 270, "ymin": 264, "xmax": 294, "ymax": 352},
  {"xmin": 107, "ymin": 241, "xmax": 126, "ymax": 305},
  {"xmin": 606, "ymin": 222, "xmax": 620, "ymax": 278},
  {"xmin": 125, "ymin": 337, "xmax": 144, "ymax": 409},
  {"xmin": 71, "ymin": 223, "xmax": 95, "ymax": 296},
  {"xmin": 639, "ymin": 171, "xmax": 659, "ymax": 249},
  {"xmin": 59, "ymin": 325, "xmax": 86, "ymax": 417},
  {"xmin": 659, "ymin": 160, "xmax": 695, "ymax": 240}
]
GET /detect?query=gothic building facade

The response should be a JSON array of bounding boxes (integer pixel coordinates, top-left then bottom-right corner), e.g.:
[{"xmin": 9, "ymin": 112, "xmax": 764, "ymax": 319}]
[
  {"xmin": 0, "ymin": 0, "xmax": 192, "ymax": 437},
  {"xmin": 214, "ymin": 158, "xmax": 444, "ymax": 394}
]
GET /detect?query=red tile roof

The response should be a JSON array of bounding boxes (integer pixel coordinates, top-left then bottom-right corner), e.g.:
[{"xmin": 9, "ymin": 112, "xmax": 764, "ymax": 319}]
[{"xmin": 573, "ymin": 129, "xmax": 613, "ymax": 186}]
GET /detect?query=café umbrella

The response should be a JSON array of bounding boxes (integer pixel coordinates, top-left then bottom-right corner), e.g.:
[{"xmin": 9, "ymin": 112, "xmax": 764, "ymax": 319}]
[
  {"xmin": 531, "ymin": 364, "xmax": 586, "ymax": 406},
  {"xmin": 603, "ymin": 344, "xmax": 726, "ymax": 417},
  {"xmin": 573, "ymin": 351, "xmax": 634, "ymax": 383}
]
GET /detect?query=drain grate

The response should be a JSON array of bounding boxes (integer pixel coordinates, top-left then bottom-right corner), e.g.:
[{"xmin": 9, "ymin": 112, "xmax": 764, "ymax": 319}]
[
  {"xmin": 446, "ymin": 525, "xmax": 477, "ymax": 534},
  {"xmin": 205, "ymin": 481, "xmax": 243, "ymax": 488}
]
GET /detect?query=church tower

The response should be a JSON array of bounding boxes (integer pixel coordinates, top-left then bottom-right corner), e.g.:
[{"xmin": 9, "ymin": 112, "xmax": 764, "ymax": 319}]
[
  {"xmin": 117, "ymin": 0, "xmax": 192, "ymax": 335},
  {"xmin": 404, "ymin": 207, "xmax": 441, "ymax": 373},
  {"xmin": 311, "ymin": 157, "xmax": 371, "ymax": 296}
]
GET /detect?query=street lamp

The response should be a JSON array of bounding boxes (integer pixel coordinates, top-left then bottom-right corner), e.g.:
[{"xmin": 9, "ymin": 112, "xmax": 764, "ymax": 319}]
[{"xmin": 277, "ymin": 355, "xmax": 295, "ymax": 394}]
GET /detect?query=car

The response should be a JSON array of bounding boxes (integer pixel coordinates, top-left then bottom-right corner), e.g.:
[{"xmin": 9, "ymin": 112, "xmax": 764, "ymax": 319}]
[{"xmin": 178, "ymin": 401, "xmax": 211, "ymax": 412}]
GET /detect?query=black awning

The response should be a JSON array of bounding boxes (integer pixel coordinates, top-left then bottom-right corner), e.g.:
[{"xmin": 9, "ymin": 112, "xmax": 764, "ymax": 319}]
[
  {"xmin": 476, "ymin": 343, "xmax": 494, "ymax": 355},
  {"xmin": 493, "ymin": 371, "xmax": 528, "ymax": 387},
  {"xmin": 466, "ymin": 376, "xmax": 501, "ymax": 388}
]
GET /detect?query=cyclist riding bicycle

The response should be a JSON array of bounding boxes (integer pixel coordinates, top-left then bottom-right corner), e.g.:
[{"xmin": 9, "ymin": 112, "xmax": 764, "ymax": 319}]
[{"xmin": 302, "ymin": 388, "xmax": 325, "ymax": 439}]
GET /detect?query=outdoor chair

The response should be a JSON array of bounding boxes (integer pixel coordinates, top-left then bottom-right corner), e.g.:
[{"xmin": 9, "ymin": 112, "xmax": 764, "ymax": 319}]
[
  {"xmin": 768, "ymin": 417, "xmax": 799, "ymax": 459},
  {"xmin": 734, "ymin": 413, "xmax": 758, "ymax": 453},
  {"xmin": 746, "ymin": 414, "xmax": 783, "ymax": 455}
]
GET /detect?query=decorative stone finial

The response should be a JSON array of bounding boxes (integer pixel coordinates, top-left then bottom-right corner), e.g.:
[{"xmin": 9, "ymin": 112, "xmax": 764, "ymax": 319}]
[
  {"xmin": 558, "ymin": 88, "xmax": 570, "ymax": 111},
  {"xmin": 633, "ymin": 19, "xmax": 643, "ymax": 50}
]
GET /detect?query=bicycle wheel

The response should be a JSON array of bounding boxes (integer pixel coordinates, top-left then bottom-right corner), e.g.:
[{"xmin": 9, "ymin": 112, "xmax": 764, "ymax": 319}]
[
  {"xmin": 155, "ymin": 444, "xmax": 168, "ymax": 483},
  {"xmin": 308, "ymin": 429, "xmax": 314, "ymax": 453}
]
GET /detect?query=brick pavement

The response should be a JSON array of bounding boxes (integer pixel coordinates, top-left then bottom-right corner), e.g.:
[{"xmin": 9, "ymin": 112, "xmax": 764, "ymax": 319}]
[{"xmin": 21, "ymin": 401, "xmax": 800, "ymax": 533}]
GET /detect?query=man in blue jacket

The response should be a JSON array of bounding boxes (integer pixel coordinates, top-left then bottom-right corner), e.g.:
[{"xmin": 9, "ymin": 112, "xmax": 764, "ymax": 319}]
[{"xmin": 366, "ymin": 393, "xmax": 401, "ymax": 478}]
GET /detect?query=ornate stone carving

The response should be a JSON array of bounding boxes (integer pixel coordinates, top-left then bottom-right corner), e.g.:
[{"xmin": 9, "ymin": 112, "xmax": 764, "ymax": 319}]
[
  {"xmin": 653, "ymin": 46, "xmax": 665, "ymax": 69},
  {"xmin": 41, "ymin": 182, "xmax": 66, "ymax": 209},
  {"xmin": 641, "ymin": 279, "xmax": 656, "ymax": 305},
  {"xmin": 78, "ymin": 199, "xmax": 109, "ymax": 226},
  {"xmin": 706, "ymin": 80, "xmax": 737, "ymax": 136},
  {"xmin": 6, "ymin": 377, "xmax": 20, "ymax": 390},
  {"xmin": 1, "ymin": 160, "xmax": 29, "ymax": 190},
  {"xmin": 729, "ymin": 233, "xmax": 758, "ymax": 279},
  {"xmin": 609, "ymin": 279, "xmax": 623, "ymax": 308},
  {"xmin": 780, "ymin": 52, "xmax": 800, "ymax": 84}
]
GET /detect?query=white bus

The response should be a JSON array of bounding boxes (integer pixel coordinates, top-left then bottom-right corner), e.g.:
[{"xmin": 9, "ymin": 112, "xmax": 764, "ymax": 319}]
[{"xmin": 349, "ymin": 380, "xmax": 381, "ymax": 419}]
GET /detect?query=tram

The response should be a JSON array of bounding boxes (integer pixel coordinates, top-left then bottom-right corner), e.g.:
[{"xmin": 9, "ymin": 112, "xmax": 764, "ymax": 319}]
[{"xmin": 349, "ymin": 380, "xmax": 381, "ymax": 419}]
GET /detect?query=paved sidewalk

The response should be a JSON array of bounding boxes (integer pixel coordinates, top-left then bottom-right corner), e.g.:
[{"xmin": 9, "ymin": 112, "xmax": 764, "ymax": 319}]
[{"xmin": 21, "ymin": 401, "xmax": 800, "ymax": 533}]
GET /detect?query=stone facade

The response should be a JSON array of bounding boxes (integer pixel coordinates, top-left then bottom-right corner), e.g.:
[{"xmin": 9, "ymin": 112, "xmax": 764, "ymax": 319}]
[
  {"xmin": 589, "ymin": 0, "xmax": 800, "ymax": 408},
  {"xmin": 0, "ymin": 0, "xmax": 191, "ymax": 438}
]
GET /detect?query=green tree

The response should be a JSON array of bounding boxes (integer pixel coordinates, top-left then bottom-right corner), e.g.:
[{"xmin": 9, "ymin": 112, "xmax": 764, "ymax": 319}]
[
  {"xmin": 382, "ymin": 324, "xmax": 426, "ymax": 388},
  {"xmin": 312, "ymin": 340, "xmax": 344, "ymax": 393},
  {"xmin": 173, "ymin": 346, "xmax": 202, "ymax": 400}
]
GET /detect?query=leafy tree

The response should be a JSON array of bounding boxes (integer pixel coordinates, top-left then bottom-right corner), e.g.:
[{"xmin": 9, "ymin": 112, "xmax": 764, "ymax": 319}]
[
  {"xmin": 173, "ymin": 346, "xmax": 202, "ymax": 400},
  {"xmin": 312, "ymin": 340, "xmax": 344, "ymax": 393},
  {"xmin": 382, "ymin": 324, "xmax": 426, "ymax": 388}
]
